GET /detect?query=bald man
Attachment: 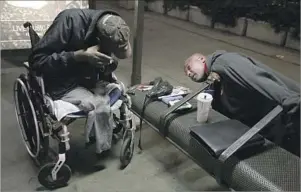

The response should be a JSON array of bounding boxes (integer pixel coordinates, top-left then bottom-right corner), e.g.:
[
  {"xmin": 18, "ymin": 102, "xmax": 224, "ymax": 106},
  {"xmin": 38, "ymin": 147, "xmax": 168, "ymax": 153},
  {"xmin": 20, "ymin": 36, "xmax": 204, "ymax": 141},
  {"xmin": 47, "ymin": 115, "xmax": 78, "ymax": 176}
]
[{"xmin": 184, "ymin": 50, "xmax": 300, "ymax": 155}]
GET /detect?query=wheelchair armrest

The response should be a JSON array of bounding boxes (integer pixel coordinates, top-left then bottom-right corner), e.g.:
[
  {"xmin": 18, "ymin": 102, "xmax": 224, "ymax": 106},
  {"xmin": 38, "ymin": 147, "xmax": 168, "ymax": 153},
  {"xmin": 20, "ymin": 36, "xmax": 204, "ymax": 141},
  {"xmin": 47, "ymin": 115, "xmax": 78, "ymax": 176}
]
[
  {"xmin": 110, "ymin": 73, "xmax": 132, "ymax": 107},
  {"xmin": 111, "ymin": 72, "xmax": 118, "ymax": 82},
  {"xmin": 23, "ymin": 61, "xmax": 46, "ymax": 95},
  {"xmin": 112, "ymin": 73, "xmax": 126, "ymax": 94},
  {"xmin": 35, "ymin": 76, "xmax": 46, "ymax": 96},
  {"xmin": 119, "ymin": 81, "xmax": 126, "ymax": 94},
  {"xmin": 23, "ymin": 62, "xmax": 30, "ymax": 70},
  {"xmin": 44, "ymin": 95, "xmax": 55, "ymax": 115}
]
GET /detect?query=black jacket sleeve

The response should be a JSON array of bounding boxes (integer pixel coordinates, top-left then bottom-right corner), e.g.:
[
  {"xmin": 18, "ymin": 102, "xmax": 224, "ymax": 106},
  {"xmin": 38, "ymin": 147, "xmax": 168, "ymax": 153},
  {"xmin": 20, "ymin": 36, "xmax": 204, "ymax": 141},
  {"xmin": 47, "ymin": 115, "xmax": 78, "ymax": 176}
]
[{"xmin": 30, "ymin": 11, "xmax": 75, "ymax": 75}]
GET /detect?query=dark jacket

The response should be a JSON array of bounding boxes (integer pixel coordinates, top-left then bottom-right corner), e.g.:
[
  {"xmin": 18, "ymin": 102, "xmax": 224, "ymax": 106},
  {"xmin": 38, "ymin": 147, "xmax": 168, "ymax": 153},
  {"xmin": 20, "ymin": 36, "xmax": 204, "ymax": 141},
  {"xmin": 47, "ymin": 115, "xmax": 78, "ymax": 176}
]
[
  {"xmin": 206, "ymin": 51, "xmax": 300, "ymax": 136},
  {"xmin": 29, "ymin": 8, "xmax": 119, "ymax": 100}
]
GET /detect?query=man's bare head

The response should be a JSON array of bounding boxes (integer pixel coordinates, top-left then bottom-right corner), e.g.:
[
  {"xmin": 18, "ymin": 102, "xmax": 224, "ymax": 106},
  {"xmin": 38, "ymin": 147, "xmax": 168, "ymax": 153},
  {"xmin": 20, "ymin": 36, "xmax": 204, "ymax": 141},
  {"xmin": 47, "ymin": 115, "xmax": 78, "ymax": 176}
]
[{"xmin": 184, "ymin": 53, "xmax": 208, "ymax": 82}]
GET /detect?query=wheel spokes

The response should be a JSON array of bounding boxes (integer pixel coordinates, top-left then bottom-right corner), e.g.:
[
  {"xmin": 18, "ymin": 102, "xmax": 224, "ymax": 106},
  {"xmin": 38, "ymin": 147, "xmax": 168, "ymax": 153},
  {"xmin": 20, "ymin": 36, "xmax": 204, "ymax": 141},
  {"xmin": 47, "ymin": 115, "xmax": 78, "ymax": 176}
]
[{"xmin": 13, "ymin": 78, "xmax": 40, "ymax": 158}]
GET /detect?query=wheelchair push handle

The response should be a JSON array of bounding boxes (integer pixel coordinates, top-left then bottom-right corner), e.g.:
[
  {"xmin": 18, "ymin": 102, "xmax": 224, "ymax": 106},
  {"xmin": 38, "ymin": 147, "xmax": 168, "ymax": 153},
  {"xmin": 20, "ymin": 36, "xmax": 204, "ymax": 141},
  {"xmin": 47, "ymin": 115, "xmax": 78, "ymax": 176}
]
[
  {"xmin": 23, "ymin": 22, "xmax": 32, "ymax": 28},
  {"xmin": 23, "ymin": 21, "xmax": 41, "ymax": 48}
]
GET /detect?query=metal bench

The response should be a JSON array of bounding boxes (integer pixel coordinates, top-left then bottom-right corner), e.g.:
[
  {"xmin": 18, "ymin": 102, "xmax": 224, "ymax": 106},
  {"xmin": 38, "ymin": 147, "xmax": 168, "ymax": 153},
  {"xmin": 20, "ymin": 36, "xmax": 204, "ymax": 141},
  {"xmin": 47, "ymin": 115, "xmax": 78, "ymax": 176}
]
[{"xmin": 130, "ymin": 89, "xmax": 300, "ymax": 191}]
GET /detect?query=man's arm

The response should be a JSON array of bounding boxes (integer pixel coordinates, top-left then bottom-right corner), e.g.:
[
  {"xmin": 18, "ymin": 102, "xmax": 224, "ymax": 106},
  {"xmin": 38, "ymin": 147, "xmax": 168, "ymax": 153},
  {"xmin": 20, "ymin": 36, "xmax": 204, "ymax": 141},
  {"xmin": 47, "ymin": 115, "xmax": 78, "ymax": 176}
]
[{"xmin": 30, "ymin": 11, "xmax": 81, "ymax": 75}]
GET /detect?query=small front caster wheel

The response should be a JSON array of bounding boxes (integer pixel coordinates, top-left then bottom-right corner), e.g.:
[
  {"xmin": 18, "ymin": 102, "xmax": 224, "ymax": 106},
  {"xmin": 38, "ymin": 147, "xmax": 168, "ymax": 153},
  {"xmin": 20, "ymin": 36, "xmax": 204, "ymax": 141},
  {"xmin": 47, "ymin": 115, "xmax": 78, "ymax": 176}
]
[
  {"xmin": 38, "ymin": 163, "xmax": 72, "ymax": 190},
  {"xmin": 120, "ymin": 135, "xmax": 134, "ymax": 169}
]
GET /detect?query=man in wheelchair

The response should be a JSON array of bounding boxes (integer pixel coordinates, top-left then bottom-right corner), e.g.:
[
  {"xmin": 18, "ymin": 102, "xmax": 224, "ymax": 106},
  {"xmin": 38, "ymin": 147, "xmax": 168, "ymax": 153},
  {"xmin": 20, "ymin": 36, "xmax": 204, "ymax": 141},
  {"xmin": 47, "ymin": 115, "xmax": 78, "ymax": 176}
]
[
  {"xmin": 29, "ymin": 9, "xmax": 132, "ymax": 158},
  {"xmin": 184, "ymin": 50, "xmax": 300, "ymax": 156}
]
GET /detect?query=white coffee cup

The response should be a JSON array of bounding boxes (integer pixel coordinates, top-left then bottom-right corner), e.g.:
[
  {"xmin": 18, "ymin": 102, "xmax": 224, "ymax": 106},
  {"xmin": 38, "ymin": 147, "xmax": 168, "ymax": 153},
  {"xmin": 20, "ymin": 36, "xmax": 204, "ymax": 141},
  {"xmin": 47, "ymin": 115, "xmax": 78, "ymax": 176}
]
[{"xmin": 196, "ymin": 92, "xmax": 213, "ymax": 123}]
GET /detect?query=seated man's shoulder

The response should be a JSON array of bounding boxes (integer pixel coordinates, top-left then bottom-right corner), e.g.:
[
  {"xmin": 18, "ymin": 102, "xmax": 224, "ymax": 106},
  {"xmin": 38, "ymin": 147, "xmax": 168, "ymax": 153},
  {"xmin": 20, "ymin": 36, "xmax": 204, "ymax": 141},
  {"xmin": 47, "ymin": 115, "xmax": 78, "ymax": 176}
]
[
  {"xmin": 62, "ymin": 8, "xmax": 80, "ymax": 15},
  {"xmin": 56, "ymin": 8, "xmax": 87, "ymax": 19}
]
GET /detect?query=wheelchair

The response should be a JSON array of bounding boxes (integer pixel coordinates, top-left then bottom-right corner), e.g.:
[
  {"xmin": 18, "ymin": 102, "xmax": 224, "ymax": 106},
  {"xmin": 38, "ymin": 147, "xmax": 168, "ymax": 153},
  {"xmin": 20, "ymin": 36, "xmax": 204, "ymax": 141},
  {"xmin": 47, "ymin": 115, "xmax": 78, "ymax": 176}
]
[{"xmin": 13, "ymin": 22, "xmax": 136, "ymax": 189}]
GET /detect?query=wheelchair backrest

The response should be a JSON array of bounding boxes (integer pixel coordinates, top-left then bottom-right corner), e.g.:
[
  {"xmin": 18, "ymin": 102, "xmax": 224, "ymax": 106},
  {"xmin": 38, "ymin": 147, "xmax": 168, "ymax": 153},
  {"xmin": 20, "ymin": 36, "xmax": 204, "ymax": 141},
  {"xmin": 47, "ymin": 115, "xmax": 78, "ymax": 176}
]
[
  {"xmin": 23, "ymin": 21, "xmax": 42, "ymax": 74},
  {"xmin": 23, "ymin": 22, "xmax": 41, "ymax": 50}
]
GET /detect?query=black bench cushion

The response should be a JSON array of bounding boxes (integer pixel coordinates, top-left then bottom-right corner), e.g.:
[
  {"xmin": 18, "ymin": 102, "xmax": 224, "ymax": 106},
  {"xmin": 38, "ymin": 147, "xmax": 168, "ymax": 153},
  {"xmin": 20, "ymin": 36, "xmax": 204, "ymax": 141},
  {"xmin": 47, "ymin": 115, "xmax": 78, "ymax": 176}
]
[{"xmin": 189, "ymin": 119, "xmax": 265, "ymax": 157}]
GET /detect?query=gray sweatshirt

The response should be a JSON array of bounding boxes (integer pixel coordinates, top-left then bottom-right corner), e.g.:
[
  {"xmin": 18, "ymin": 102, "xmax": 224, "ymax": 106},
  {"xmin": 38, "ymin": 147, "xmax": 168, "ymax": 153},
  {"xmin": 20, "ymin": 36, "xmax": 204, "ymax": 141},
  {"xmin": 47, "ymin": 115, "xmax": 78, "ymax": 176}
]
[{"xmin": 206, "ymin": 50, "xmax": 300, "ymax": 133}]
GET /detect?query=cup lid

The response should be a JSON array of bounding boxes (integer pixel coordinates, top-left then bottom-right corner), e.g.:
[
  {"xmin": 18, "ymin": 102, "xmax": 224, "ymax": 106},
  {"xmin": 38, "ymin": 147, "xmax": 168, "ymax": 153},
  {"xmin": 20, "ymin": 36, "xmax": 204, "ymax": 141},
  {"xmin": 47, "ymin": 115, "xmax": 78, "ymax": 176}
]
[{"xmin": 197, "ymin": 92, "xmax": 213, "ymax": 102}]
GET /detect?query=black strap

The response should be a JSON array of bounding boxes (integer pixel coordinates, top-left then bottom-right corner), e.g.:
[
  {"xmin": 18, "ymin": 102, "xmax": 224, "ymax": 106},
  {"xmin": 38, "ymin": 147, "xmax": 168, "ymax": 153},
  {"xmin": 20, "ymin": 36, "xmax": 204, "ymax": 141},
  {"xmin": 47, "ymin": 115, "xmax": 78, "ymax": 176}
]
[
  {"xmin": 138, "ymin": 96, "xmax": 151, "ymax": 151},
  {"xmin": 159, "ymin": 82, "xmax": 211, "ymax": 136},
  {"xmin": 215, "ymin": 105, "xmax": 283, "ymax": 184},
  {"xmin": 218, "ymin": 105, "xmax": 283, "ymax": 162}
]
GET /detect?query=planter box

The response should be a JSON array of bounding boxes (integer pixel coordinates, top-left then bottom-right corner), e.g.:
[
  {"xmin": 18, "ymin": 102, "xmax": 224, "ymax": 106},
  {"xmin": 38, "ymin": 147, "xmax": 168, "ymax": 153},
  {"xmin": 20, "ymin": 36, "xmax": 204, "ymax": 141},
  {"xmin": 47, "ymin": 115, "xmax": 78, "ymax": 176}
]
[
  {"xmin": 285, "ymin": 30, "xmax": 300, "ymax": 50},
  {"xmin": 167, "ymin": 7, "xmax": 189, "ymax": 20},
  {"xmin": 188, "ymin": 6, "xmax": 211, "ymax": 27},
  {"xmin": 119, "ymin": 0, "xmax": 134, "ymax": 10},
  {"xmin": 147, "ymin": 0, "xmax": 164, "ymax": 14},
  {"xmin": 214, "ymin": 18, "xmax": 247, "ymax": 36},
  {"xmin": 246, "ymin": 19, "xmax": 285, "ymax": 45}
]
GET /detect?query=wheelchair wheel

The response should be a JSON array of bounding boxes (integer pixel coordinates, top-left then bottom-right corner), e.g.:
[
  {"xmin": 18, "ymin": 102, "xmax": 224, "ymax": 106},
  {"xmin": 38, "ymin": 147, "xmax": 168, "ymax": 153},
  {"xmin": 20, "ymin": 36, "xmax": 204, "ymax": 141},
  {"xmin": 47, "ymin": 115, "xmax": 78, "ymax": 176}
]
[
  {"xmin": 13, "ymin": 75, "xmax": 41, "ymax": 158},
  {"xmin": 120, "ymin": 132, "xmax": 134, "ymax": 169},
  {"xmin": 38, "ymin": 163, "xmax": 71, "ymax": 190}
]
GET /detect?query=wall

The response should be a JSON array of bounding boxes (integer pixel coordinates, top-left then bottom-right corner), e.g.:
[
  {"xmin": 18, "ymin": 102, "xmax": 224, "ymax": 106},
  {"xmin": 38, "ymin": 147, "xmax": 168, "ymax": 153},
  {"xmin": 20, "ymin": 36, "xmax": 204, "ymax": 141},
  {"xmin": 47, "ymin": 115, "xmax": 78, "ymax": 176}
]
[
  {"xmin": 0, "ymin": 0, "xmax": 89, "ymax": 50},
  {"xmin": 119, "ymin": 0, "xmax": 300, "ymax": 51},
  {"xmin": 119, "ymin": 0, "xmax": 135, "ymax": 10}
]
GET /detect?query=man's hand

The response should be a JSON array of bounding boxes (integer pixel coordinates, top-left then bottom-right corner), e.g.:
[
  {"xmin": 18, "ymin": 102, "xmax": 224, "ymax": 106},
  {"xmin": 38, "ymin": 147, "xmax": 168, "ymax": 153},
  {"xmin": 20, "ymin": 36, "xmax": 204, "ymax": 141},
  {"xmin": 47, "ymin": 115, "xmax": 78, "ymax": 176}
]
[
  {"xmin": 207, "ymin": 72, "xmax": 221, "ymax": 83},
  {"xmin": 85, "ymin": 45, "xmax": 112, "ymax": 66},
  {"xmin": 74, "ymin": 45, "xmax": 112, "ymax": 67}
]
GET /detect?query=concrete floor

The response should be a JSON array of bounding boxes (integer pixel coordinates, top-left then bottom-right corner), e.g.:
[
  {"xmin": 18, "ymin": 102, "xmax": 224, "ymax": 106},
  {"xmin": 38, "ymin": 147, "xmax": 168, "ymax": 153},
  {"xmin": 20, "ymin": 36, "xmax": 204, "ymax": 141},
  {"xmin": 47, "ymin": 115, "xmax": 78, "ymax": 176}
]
[
  {"xmin": 1, "ymin": 2, "xmax": 300, "ymax": 192},
  {"xmin": 1, "ymin": 58, "xmax": 227, "ymax": 192}
]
